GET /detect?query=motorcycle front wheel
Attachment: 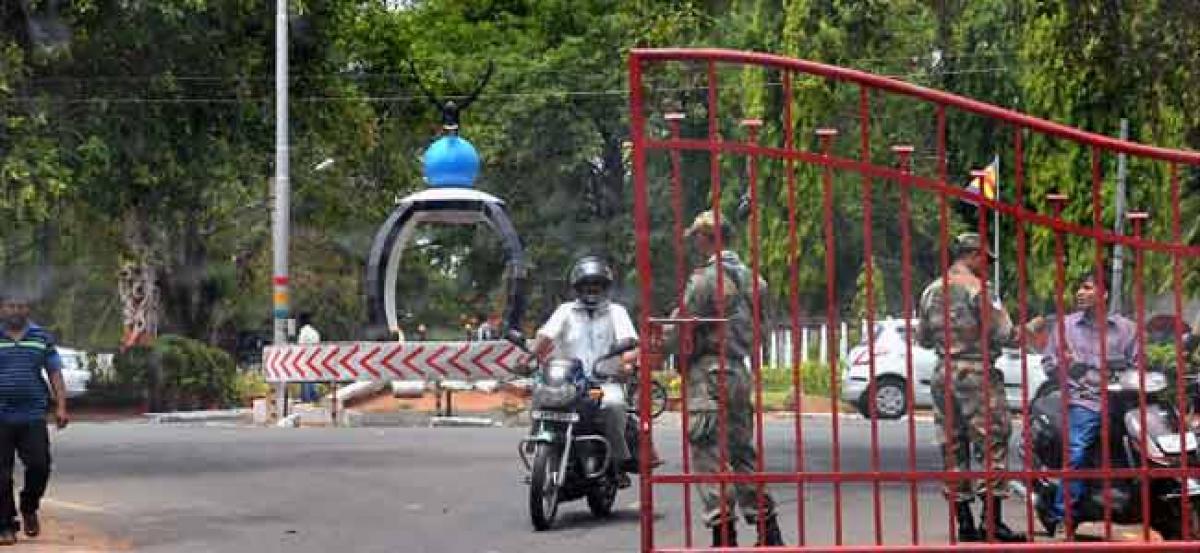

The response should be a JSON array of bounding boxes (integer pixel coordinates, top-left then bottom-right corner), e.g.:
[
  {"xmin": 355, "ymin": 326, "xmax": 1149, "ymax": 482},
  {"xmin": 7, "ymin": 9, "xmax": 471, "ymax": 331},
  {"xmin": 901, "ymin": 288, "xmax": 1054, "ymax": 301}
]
[
  {"xmin": 530, "ymin": 444, "xmax": 561, "ymax": 531},
  {"xmin": 1155, "ymin": 495, "xmax": 1200, "ymax": 540},
  {"xmin": 587, "ymin": 476, "xmax": 618, "ymax": 517}
]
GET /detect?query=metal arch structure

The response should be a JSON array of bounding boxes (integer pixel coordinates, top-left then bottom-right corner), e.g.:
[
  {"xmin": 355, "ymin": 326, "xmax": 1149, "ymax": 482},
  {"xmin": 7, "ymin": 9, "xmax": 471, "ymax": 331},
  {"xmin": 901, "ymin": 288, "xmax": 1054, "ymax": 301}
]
[
  {"xmin": 365, "ymin": 187, "xmax": 528, "ymax": 337},
  {"xmin": 628, "ymin": 48, "xmax": 1200, "ymax": 552}
]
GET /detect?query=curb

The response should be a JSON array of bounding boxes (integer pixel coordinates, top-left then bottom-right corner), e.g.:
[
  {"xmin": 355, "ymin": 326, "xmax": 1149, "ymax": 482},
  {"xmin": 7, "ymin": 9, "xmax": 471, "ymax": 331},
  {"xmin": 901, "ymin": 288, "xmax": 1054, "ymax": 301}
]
[
  {"xmin": 430, "ymin": 416, "xmax": 503, "ymax": 428},
  {"xmin": 144, "ymin": 409, "xmax": 249, "ymax": 424}
]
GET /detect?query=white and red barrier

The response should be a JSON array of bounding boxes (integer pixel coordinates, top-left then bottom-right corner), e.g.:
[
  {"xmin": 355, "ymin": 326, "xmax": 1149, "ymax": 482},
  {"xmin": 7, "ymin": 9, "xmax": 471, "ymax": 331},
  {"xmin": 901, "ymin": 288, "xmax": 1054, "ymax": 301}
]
[{"xmin": 262, "ymin": 340, "xmax": 530, "ymax": 383}]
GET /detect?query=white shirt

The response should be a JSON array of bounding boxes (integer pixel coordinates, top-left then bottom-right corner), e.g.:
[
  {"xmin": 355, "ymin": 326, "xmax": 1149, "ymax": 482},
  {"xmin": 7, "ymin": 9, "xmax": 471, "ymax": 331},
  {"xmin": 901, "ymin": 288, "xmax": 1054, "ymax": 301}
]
[
  {"xmin": 538, "ymin": 301, "xmax": 637, "ymax": 378},
  {"xmin": 298, "ymin": 324, "xmax": 321, "ymax": 345}
]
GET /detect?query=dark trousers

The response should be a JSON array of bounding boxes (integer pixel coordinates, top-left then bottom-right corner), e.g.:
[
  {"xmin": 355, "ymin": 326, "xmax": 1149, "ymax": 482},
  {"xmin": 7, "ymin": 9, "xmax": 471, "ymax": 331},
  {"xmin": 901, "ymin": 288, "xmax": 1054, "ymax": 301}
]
[{"xmin": 0, "ymin": 421, "xmax": 51, "ymax": 529}]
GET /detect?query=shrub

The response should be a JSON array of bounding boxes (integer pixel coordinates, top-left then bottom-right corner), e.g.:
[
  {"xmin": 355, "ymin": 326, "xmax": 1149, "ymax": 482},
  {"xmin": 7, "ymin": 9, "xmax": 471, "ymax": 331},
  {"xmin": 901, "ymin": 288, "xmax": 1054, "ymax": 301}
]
[{"xmin": 102, "ymin": 335, "xmax": 241, "ymax": 411}]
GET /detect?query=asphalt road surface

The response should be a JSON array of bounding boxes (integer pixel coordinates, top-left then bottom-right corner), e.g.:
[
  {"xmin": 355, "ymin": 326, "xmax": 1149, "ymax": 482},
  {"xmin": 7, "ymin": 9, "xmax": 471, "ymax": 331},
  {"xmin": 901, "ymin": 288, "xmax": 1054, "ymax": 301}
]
[{"xmin": 40, "ymin": 416, "xmax": 1044, "ymax": 552}]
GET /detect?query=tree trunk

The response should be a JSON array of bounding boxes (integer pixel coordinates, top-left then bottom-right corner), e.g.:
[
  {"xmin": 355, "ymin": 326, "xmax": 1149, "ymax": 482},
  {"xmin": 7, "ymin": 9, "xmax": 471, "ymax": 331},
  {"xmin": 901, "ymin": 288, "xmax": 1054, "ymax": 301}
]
[{"xmin": 118, "ymin": 214, "xmax": 160, "ymax": 351}]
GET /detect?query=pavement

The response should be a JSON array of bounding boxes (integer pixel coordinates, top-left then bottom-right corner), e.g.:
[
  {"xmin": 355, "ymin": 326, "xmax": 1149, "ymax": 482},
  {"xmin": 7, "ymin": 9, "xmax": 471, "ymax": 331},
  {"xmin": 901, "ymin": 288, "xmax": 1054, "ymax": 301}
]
[{"xmin": 20, "ymin": 415, "xmax": 1108, "ymax": 552}]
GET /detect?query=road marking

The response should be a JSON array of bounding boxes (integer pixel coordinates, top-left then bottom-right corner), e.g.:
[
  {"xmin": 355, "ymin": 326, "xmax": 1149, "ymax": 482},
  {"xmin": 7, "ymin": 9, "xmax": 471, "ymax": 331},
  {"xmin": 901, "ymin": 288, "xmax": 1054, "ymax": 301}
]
[{"xmin": 43, "ymin": 498, "xmax": 106, "ymax": 513}]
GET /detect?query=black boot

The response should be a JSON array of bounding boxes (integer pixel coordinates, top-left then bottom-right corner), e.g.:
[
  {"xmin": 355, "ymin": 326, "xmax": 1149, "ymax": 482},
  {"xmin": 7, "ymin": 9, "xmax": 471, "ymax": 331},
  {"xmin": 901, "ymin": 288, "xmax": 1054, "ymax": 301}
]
[
  {"xmin": 983, "ymin": 497, "xmax": 1028, "ymax": 542},
  {"xmin": 956, "ymin": 500, "xmax": 983, "ymax": 542},
  {"xmin": 711, "ymin": 520, "xmax": 737, "ymax": 547},
  {"xmin": 755, "ymin": 515, "xmax": 785, "ymax": 546}
]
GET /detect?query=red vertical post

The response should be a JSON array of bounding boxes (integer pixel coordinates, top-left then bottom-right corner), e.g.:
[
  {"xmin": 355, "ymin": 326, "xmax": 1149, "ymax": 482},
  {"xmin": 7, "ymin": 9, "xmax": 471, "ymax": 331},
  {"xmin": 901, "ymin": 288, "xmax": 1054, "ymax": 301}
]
[
  {"xmin": 705, "ymin": 60, "xmax": 733, "ymax": 548},
  {"xmin": 1047, "ymin": 192, "xmax": 1073, "ymax": 541},
  {"xmin": 740, "ymin": 118, "xmax": 769, "ymax": 538},
  {"xmin": 936, "ymin": 105, "xmax": 960, "ymax": 544},
  {"xmin": 1170, "ymin": 163, "xmax": 1192, "ymax": 539},
  {"xmin": 1013, "ymin": 128, "xmax": 1035, "ymax": 539},
  {"xmin": 665, "ymin": 111, "xmax": 693, "ymax": 549},
  {"xmin": 783, "ymin": 71, "xmax": 807, "ymax": 546},
  {"xmin": 627, "ymin": 50, "xmax": 656, "ymax": 553},
  {"xmin": 859, "ymin": 86, "xmax": 884, "ymax": 546},
  {"xmin": 1129, "ymin": 211, "xmax": 1152, "ymax": 541},
  {"xmin": 817, "ymin": 127, "xmax": 844, "ymax": 545},
  {"xmin": 971, "ymin": 168, "xmax": 996, "ymax": 542},
  {"xmin": 893, "ymin": 144, "xmax": 919, "ymax": 545},
  {"xmin": 1091, "ymin": 147, "xmax": 1113, "ymax": 541}
]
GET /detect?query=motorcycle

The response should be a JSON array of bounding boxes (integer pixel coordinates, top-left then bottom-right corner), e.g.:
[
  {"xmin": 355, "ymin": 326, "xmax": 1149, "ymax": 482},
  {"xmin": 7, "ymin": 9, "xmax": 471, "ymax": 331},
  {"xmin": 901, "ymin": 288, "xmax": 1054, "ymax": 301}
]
[
  {"xmin": 1028, "ymin": 361, "xmax": 1200, "ymax": 539},
  {"xmin": 510, "ymin": 335, "xmax": 641, "ymax": 531}
]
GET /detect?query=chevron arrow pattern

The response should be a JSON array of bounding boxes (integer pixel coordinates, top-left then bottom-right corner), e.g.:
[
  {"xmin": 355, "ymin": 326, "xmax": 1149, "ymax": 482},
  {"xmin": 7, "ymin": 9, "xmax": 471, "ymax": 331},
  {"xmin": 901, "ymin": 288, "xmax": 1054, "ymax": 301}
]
[{"xmin": 261, "ymin": 341, "xmax": 530, "ymax": 383}]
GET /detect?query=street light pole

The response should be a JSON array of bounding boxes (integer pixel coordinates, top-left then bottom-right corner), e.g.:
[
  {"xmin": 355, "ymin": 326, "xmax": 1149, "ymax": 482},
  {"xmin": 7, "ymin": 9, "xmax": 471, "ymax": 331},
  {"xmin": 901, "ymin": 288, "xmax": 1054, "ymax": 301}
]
[{"xmin": 272, "ymin": 0, "xmax": 290, "ymax": 415}]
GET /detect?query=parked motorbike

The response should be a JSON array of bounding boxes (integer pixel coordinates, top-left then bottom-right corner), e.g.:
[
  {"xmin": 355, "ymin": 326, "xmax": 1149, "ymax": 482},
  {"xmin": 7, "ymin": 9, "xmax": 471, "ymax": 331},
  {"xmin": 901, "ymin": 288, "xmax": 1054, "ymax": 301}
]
[
  {"xmin": 510, "ymin": 334, "xmax": 641, "ymax": 531},
  {"xmin": 1029, "ymin": 361, "xmax": 1200, "ymax": 539}
]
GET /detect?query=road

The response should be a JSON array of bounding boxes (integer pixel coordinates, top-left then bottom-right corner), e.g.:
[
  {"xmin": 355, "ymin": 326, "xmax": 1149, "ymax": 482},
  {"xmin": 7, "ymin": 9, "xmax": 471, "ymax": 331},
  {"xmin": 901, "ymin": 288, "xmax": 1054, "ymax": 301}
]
[{"xmin": 38, "ymin": 416, "xmax": 1043, "ymax": 552}]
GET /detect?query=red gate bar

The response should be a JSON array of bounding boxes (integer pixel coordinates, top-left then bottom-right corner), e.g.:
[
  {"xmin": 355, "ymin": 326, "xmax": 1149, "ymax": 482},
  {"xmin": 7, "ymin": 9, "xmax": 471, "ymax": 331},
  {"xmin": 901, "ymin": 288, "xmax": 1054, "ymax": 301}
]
[{"xmin": 629, "ymin": 47, "xmax": 1200, "ymax": 552}]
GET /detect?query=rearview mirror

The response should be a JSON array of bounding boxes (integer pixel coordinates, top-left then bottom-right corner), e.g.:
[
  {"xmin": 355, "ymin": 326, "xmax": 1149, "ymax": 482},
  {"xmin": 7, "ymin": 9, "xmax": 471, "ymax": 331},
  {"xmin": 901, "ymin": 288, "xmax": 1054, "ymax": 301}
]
[
  {"xmin": 506, "ymin": 330, "xmax": 530, "ymax": 352},
  {"xmin": 600, "ymin": 338, "xmax": 638, "ymax": 362}
]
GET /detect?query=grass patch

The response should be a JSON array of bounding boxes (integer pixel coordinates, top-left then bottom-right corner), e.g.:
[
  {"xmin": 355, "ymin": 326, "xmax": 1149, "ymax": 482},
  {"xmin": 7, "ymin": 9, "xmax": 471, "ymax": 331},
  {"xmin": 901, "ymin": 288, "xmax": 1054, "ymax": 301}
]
[
  {"xmin": 761, "ymin": 363, "xmax": 838, "ymax": 397},
  {"xmin": 756, "ymin": 363, "xmax": 841, "ymax": 411}
]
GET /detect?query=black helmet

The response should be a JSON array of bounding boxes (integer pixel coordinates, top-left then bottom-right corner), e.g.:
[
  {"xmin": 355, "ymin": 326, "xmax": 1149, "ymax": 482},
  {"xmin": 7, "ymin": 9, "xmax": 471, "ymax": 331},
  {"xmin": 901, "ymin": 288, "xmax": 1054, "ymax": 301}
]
[{"xmin": 569, "ymin": 256, "xmax": 613, "ymax": 306}]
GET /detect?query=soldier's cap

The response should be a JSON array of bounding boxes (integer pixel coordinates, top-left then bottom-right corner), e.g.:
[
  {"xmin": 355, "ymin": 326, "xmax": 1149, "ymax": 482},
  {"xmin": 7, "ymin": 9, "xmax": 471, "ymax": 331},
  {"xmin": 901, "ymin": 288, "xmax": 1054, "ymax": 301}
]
[
  {"xmin": 953, "ymin": 232, "xmax": 995, "ymax": 260},
  {"xmin": 685, "ymin": 210, "xmax": 732, "ymax": 237}
]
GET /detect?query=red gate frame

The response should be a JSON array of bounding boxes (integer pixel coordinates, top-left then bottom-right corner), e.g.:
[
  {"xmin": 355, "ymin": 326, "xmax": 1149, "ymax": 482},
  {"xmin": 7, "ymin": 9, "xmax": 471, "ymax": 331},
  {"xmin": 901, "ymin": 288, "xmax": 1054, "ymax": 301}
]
[{"xmin": 629, "ymin": 48, "xmax": 1200, "ymax": 553}]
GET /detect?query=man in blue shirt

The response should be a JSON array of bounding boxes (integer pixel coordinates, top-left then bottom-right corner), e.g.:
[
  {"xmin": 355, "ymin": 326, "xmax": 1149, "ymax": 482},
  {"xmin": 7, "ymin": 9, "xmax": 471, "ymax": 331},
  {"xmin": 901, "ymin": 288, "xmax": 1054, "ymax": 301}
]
[{"xmin": 0, "ymin": 291, "xmax": 69, "ymax": 544}]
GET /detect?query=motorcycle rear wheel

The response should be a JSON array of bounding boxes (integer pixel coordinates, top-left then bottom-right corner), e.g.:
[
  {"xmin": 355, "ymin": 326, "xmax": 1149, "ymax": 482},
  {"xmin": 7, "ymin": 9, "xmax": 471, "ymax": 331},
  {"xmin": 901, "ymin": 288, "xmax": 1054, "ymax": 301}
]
[{"xmin": 530, "ymin": 444, "xmax": 561, "ymax": 531}]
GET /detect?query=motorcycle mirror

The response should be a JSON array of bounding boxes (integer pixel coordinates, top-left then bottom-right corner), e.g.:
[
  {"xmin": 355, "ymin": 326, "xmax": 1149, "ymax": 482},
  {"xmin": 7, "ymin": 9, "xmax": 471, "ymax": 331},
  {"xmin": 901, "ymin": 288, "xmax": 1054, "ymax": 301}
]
[{"xmin": 600, "ymin": 338, "xmax": 638, "ymax": 362}]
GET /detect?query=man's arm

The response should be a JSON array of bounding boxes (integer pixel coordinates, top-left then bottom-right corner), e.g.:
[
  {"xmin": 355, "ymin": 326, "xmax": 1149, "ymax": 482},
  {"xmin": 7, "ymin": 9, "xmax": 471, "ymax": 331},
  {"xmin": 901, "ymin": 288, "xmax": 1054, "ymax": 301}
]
[
  {"xmin": 532, "ymin": 304, "xmax": 570, "ymax": 363},
  {"xmin": 915, "ymin": 286, "xmax": 935, "ymax": 350},
  {"xmin": 1124, "ymin": 319, "xmax": 1141, "ymax": 368},
  {"xmin": 47, "ymin": 371, "xmax": 69, "ymax": 429},
  {"xmin": 44, "ymin": 346, "xmax": 68, "ymax": 429},
  {"xmin": 1041, "ymin": 321, "xmax": 1061, "ymax": 382}
]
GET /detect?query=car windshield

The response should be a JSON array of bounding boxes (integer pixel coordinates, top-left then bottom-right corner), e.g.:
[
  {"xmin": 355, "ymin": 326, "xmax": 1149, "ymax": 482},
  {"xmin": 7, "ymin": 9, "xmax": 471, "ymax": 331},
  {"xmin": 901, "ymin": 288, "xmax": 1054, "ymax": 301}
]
[{"xmin": 858, "ymin": 324, "xmax": 884, "ymax": 345}]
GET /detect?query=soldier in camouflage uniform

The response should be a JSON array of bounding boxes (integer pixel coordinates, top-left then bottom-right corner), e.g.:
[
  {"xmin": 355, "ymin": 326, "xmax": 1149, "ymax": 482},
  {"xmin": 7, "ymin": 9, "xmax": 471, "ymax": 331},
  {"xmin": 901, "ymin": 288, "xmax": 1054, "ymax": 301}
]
[
  {"xmin": 917, "ymin": 232, "xmax": 1036, "ymax": 543},
  {"xmin": 667, "ymin": 210, "xmax": 784, "ymax": 547}
]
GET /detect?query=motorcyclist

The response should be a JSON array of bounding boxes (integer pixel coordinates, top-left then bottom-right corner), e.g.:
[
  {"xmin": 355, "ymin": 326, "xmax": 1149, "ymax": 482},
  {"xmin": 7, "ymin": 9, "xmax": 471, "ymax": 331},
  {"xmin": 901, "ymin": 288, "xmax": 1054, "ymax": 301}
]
[
  {"xmin": 527, "ymin": 256, "xmax": 643, "ymax": 483},
  {"xmin": 1039, "ymin": 271, "xmax": 1138, "ymax": 537}
]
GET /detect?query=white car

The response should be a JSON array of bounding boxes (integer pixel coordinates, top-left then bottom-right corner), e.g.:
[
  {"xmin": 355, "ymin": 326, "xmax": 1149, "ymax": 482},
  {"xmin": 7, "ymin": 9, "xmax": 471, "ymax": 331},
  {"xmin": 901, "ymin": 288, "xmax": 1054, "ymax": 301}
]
[
  {"xmin": 55, "ymin": 347, "xmax": 93, "ymax": 398},
  {"xmin": 840, "ymin": 319, "xmax": 1049, "ymax": 419}
]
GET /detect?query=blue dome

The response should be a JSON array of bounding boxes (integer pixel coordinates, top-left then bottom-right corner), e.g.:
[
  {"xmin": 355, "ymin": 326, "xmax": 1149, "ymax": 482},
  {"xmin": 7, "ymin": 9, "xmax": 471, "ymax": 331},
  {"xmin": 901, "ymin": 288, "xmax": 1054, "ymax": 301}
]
[{"xmin": 423, "ymin": 135, "xmax": 480, "ymax": 188}]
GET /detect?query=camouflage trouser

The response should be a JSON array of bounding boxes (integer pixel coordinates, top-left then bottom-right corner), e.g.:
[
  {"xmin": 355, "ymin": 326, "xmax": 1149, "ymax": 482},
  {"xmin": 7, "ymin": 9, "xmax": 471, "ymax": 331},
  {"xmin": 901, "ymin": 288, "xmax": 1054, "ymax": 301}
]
[
  {"xmin": 686, "ymin": 355, "xmax": 776, "ymax": 527},
  {"xmin": 929, "ymin": 359, "xmax": 1012, "ymax": 502}
]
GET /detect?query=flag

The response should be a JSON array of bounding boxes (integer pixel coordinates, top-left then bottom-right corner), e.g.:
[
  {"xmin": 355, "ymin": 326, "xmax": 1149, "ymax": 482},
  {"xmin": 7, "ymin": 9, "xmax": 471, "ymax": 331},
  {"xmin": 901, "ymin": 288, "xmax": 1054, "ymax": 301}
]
[{"xmin": 965, "ymin": 156, "xmax": 1000, "ymax": 201}]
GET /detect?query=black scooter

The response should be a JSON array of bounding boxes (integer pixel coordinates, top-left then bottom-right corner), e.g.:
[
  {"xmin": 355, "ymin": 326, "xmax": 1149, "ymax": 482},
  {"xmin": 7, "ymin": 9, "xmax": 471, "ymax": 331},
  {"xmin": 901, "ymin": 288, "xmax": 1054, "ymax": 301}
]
[{"xmin": 1029, "ymin": 362, "xmax": 1200, "ymax": 539}]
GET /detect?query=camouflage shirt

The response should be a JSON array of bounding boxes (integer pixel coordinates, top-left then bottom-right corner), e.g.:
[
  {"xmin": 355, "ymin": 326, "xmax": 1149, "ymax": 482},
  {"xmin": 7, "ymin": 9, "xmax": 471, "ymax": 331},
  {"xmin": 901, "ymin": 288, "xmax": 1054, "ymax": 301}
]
[
  {"xmin": 679, "ymin": 251, "xmax": 767, "ymax": 361},
  {"xmin": 916, "ymin": 261, "xmax": 1016, "ymax": 361}
]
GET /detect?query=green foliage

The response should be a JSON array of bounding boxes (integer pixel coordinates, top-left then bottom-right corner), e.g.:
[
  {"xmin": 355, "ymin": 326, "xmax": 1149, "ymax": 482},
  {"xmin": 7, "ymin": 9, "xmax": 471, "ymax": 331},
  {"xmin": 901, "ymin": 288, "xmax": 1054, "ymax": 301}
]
[
  {"xmin": 1, "ymin": 0, "xmax": 1197, "ymax": 355},
  {"xmin": 102, "ymin": 335, "xmax": 239, "ymax": 410},
  {"xmin": 851, "ymin": 256, "xmax": 889, "ymax": 326},
  {"xmin": 762, "ymin": 362, "xmax": 836, "ymax": 399}
]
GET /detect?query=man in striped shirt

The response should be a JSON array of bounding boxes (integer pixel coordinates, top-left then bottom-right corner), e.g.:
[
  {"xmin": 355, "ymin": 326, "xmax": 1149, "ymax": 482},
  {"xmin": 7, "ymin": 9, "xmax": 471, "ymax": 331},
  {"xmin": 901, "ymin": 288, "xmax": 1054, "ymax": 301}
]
[{"xmin": 0, "ymin": 292, "xmax": 69, "ymax": 544}]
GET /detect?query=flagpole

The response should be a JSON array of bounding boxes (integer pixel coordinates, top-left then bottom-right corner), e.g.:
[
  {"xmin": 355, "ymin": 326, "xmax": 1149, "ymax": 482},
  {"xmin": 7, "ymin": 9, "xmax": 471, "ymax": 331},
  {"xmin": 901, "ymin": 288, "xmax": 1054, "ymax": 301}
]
[{"xmin": 993, "ymin": 154, "xmax": 1001, "ymax": 295}]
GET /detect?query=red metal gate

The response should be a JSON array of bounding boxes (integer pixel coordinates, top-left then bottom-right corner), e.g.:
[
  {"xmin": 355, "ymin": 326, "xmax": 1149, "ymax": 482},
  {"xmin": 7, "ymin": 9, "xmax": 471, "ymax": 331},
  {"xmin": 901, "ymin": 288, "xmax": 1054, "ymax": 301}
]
[{"xmin": 628, "ymin": 48, "xmax": 1200, "ymax": 552}]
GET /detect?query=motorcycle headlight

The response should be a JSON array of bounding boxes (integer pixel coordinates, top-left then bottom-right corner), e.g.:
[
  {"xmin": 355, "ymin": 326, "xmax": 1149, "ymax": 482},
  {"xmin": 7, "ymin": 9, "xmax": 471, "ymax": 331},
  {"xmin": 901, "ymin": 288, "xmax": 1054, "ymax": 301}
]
[
  {"xmin": 1144, "ymin": 371, "xmax": 1168, "ymax": 394},
  {"xmin": 544, "ymin": 359, "xmax": 574, "ymax": 386}
]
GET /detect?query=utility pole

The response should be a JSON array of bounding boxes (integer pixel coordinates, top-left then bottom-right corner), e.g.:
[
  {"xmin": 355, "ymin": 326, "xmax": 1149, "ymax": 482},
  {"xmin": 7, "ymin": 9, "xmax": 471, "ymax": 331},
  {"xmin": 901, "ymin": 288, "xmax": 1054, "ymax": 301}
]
[
  {"xmin": 1111, "ymin": 118, "xmax": 1128, "ymax": 312},
  {"xmin": 272, "ymin": 0, "xmax": 290, "ymax": 416}
]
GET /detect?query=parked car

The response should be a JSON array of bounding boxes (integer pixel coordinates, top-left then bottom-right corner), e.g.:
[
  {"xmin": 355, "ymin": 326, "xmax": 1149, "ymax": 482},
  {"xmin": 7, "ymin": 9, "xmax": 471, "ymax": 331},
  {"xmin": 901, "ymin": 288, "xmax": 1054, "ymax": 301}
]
[
  {"xmin": 55, "ymin": 347, "xmax": 93, "ymax": 398},
  {"xmin": 840, "ymin": 318, "xmax": 1050, "ymax": 419}
]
